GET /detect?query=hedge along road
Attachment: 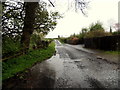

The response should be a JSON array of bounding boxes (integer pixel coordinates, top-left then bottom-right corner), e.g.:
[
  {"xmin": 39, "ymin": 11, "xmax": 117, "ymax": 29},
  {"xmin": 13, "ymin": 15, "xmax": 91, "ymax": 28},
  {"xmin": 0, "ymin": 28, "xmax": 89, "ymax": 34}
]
[{"xmin": 5, "ymin": 40, "xmax": 119, "ymax": 89}]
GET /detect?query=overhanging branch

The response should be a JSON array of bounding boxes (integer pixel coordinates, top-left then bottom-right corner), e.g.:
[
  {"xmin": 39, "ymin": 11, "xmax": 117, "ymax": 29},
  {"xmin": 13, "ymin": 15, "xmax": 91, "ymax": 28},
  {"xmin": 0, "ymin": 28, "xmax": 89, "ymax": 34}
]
[{"xmin": 48, "ymin": 0, "xmax": 55, "ymax": 7}]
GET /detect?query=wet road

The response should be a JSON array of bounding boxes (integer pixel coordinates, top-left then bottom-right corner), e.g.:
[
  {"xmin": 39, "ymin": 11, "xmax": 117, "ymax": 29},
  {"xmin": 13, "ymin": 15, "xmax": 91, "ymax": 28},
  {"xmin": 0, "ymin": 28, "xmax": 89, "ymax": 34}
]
[{"xmin": 14, "ymin": 40, "xmax": 119, "ymax": 88}]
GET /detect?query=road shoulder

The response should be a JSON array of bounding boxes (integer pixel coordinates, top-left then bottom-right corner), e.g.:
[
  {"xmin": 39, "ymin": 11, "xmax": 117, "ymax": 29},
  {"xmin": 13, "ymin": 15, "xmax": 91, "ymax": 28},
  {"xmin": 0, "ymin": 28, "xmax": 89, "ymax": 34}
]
[{"xmin": 65, "ymin": 44, "xmax": 119, "ymax": 64}]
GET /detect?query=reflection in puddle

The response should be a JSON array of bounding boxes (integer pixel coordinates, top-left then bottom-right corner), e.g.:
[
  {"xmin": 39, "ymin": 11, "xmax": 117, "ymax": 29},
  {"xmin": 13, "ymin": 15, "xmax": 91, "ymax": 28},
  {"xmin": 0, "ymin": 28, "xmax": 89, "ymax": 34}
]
[{"xmin": 26, "ymin": 56, "xmax": 58, "ymax": 88}]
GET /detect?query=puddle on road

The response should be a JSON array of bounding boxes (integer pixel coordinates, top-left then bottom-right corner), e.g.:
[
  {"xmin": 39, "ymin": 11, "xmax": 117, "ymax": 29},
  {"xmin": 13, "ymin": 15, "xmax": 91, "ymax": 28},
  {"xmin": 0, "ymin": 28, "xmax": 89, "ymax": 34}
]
[
  {"xmin": 27, "ymin": 51, "xmax": 93, "ymax": 88},
  {"xmin": 17, "ymin": 41, "xmax": 120, "ymax": 88},
  {"xmin": 4, "ymin": 41, "xmax": 119, "ymax": 89},
  {"xmin": 26, "ymin": 56, "xmax": 57, "ymax": 88}
]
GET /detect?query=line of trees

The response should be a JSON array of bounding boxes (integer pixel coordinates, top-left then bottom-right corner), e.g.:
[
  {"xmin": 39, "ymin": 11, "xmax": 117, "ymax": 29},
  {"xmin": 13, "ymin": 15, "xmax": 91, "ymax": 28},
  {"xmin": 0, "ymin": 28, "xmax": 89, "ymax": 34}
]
[
  {"xmin": 68, "ymin": 22, "xmax": 111, "ymax": 39},
  {"xmin": 59, "ymin": 21, "xmax": 120, "ymax": 44}
]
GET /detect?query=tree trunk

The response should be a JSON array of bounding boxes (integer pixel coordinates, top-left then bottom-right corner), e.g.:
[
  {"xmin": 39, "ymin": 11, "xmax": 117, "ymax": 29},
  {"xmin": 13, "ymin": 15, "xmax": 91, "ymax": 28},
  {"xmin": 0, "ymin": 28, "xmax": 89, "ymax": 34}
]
[{"xmin": 21, "ymin": 2, "xmax": 38, "ymax": 50}]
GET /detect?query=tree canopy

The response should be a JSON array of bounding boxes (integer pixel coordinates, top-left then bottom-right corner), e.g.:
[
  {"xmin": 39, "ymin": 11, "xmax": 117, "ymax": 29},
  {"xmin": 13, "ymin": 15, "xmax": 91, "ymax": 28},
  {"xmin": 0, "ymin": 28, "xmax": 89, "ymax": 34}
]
[
  {"xmin": 89, "ymin": 22, "xmax": 104, "ymax": 31},
  {"xmin": 2, "ymin": 0, "xmax": 88, "ymax": 51},
  {"xmin": 2, "ymin": 0, "xmax": 61, "ymax": 51}
]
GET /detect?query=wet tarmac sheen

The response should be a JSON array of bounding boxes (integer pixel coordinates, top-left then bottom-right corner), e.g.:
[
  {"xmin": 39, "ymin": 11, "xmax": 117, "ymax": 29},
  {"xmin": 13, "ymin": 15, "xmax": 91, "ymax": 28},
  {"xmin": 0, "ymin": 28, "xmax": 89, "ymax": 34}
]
[{"xmin": 10, "ymin": 40, "xmax": 120, "ymax": 89}]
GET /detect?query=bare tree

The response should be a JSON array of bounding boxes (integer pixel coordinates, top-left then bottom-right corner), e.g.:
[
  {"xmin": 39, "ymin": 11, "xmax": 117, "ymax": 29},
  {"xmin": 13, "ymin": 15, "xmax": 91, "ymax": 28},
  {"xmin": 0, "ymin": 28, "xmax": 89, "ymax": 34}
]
[{"xmin": 75, "ymin": 0, "xmax": 89, "ymax": 16}]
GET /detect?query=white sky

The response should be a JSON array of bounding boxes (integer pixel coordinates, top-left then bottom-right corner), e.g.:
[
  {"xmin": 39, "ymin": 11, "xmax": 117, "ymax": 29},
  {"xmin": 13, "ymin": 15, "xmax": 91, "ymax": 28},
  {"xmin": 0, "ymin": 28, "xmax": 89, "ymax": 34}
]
[{"xmin": 46, "ymin": 0, "xmax": 119, "ymax": 38}]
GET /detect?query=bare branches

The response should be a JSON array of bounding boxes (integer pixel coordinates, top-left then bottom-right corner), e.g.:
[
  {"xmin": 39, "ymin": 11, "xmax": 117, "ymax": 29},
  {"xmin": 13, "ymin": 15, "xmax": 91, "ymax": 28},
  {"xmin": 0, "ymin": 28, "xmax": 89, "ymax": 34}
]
[
  {"xmin": 48, "ymin": 0, "xmax": 55, "ymax": 7},
  {"xmin": 75, "ymin": 0, "xmax": 89, "ymax": 16}
]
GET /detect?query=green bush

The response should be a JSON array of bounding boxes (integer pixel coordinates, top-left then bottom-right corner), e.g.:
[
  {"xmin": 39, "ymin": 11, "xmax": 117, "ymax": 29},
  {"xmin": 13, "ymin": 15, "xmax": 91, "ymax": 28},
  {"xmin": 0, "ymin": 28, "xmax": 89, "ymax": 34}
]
[
  {"xmin": 30, "ymin": 34, "xmax": 42, "ymax": 48},
  {"xmin": 2, "ymin": 36, "xmax": 21, "ymax": 56}
]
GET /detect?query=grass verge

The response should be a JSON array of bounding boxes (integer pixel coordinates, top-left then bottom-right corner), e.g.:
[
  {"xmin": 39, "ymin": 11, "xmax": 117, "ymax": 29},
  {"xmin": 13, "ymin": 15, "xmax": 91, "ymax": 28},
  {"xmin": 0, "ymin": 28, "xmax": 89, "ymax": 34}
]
[
  {"xmin": 105, "ymin": 51, "xmax": 120, "ymax": 55},
  {"xmin": 58, "ymin": 39, "xmax": 65, "ymax": 44},
  {"xmin": 2, "ymin": 42, "xmax": 55, "ymax": 81}
]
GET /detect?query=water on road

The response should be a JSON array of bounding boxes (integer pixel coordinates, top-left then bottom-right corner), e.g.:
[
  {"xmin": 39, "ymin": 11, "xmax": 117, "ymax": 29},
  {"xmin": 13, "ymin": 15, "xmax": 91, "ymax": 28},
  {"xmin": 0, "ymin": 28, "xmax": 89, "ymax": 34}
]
[{"xmin": 5, "ymin": 40, "xmax": 119, "ymax": 89}]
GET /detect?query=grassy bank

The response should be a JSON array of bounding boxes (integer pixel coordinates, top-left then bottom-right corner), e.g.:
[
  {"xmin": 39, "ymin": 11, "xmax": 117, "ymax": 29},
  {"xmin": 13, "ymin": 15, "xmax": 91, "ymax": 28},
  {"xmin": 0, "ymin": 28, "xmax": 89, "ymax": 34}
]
[
  {"xmin": 105, "ymin": 51, "xmax": 120, "ymax": 55},
  {"xmin": 2, "ymin": 42, "xmax": 55, "ymax": 81}
]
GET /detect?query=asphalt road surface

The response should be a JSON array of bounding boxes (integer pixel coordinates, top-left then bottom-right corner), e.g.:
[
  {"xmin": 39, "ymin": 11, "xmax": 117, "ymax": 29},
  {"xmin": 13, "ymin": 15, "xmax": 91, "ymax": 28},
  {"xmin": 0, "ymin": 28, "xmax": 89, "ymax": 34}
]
[{"xmin": 6, "ymin": 40, "xmax": 119, "ymax": 89}]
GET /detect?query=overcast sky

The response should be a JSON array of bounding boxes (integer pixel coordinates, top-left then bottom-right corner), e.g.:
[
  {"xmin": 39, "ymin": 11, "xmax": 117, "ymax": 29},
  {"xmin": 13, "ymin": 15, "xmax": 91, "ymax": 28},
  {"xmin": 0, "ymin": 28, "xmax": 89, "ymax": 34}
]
[{"xmin": 46, "ymin": 0, "xmax": 119, "ymax": 38}]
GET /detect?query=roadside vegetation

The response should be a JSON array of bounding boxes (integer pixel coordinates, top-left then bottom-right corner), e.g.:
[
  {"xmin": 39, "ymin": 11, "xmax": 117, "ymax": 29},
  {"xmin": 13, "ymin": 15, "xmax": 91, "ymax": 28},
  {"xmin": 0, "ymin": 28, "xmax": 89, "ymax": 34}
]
[
  {"xmin": 59, "ymin": 22, "xmax": 111, "ymax": 44},
  {"xmin": 59, "ymin": 21, "xmax": 120, "ymax": 43},
  {"xmin": 58, "ymin": 37, "xmax": 66, "ymax": 44},
  {"xmin": 2, "ymin": 42, "xmax": 55, "ymax": 81},
  {"xmin": 2, "ymin": 1, "xmax": 60, "ymax": 81},
  {"xmin": 105, "ymin": 51, "xmax": 120, "ymax": 55},
  {"xmin": 59, "ymin": 21, "xmax": 120, "ymax": 52}
]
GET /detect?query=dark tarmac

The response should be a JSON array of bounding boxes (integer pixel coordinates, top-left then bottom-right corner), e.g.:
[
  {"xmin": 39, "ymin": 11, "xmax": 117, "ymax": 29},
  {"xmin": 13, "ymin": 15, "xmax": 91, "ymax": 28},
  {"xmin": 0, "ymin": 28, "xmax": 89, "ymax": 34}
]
[{"xmin": 4, "ymin": 40, "xmax": 120, "ymax": 89}]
